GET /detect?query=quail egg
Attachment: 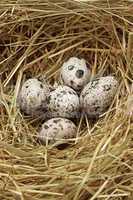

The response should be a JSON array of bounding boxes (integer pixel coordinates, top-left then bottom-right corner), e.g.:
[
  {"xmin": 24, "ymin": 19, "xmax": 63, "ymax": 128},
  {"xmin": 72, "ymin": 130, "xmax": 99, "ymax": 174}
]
[
  {"xmin": 47, "ymin": 85, "xmax": 80, "ymax": 119},
  {"xmin": 18, "ymin": 78, "xmax": 49, "ymax": 117},
  {"xmin": 38, "ymin": 117, "xmax": 77, "ymax": 143},
  {"xmin": 60, "ymin": 57, "xmax": 90, "ymax": 91},
  {"xmin": 80, "ymin": 76, "xmax": 118, "ymax": 118}
]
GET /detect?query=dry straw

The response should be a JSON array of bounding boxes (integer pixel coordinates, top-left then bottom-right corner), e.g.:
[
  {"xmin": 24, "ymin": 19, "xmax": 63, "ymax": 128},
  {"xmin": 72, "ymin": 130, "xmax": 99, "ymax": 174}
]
[{"xmin": 0, "ymin": 0, "xmax": 133, "ymax": 199}]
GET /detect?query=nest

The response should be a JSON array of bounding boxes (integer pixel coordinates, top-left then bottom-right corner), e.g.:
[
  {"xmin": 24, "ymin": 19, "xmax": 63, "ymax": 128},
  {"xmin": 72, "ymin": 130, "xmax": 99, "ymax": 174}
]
[{"xmin": 0, "ymin": 0, "xmax": 133, "ymax": 199}]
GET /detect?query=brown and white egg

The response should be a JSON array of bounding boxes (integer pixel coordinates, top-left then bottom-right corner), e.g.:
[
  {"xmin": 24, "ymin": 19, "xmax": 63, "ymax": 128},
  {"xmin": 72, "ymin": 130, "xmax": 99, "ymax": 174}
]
[
  {"xmin": 60, "ymin": 57, "xmax": 90, "ymax": 91},
  {"xmin": 47, "ymin": 85, "xmax": 80, "ymax": 119},
  {"xmin": 80, "ymin": 76, "xmax": 118, "ymax": 118},
  {"xmin": 37, "ymin": 117, "xmax": 77, "ymax": 143},
  {"xmin": 17, "ymin": 78, "xmax": 50, "ymax": 117}
]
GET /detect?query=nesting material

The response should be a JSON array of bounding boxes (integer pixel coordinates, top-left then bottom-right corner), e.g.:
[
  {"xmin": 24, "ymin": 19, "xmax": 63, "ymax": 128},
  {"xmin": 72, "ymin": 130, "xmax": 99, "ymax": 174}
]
[
  {"xmin": 0, "ymin": 1, "xmax": 133, "ymax": 200},
  {"xmin": 126, "ymin": 83, "xmax": 133, "ymax": 120}
]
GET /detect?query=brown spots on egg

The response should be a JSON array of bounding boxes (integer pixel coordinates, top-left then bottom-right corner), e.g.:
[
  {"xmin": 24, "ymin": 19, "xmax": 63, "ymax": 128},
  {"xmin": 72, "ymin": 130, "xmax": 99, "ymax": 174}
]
[
  {"xmin": 18, "ymin": 78, "xmax": 49, "ymax": 117},
  {"xmin": 40, "ymin": 83, "xmax": 44, "ymax": 89},
  {"xmin": 37, "ymin": 118, "xmax": 77, "ymax": 144},
  {"xmin": 44, "ymin": 124, "xmax": 49, "ymax": 129},
  {"xmin": 75, "ymin": 69, "xmax": 84, "ymax": 79},
  {"xmin": 60, "ymin": 57, "xmax": 91, "ymax": 91},
  {"xmin": 47, "ymin": 85, "xmax": 80, "ymax": 119},
  {"xmin": 68, "ymin": 65, "xmax": 75, "ymax": 70},
  {"xmin": 103, "ymin": 84, "xmax": 112, "ymax": 91},
  {"xmin": 80, "ymin": 76, "xmax": 118, "ymax": 118}
]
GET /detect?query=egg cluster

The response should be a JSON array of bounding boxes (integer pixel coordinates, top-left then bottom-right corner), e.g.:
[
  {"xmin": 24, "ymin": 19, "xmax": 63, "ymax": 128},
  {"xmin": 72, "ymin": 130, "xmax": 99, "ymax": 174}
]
[{"xmin": 18, "ymin": 57, "xmax": 118, "ymax": 144}]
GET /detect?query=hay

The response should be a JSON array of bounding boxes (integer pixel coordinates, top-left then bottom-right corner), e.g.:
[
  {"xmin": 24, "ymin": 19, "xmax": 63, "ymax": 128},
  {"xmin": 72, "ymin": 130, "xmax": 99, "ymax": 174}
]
[{"xmin": 0, "ymin": 0, "xmax": 133, "ymax": 199}]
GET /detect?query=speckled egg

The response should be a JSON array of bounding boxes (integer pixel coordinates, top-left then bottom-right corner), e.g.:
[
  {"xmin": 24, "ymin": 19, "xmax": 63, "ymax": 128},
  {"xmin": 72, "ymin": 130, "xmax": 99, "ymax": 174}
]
[
  {"xmin": 60, "ymin": 57, "xmax": 91, "ymax": 91},
  {"xmin": 47, "ymin": 85, "xmax": 80, "ymax": 119},
  {"xmin": 80, "ymin": 76, "xmax": 118, "ymax": 118},
  {"xmin": 37, "ymin": 117, "xmax": 77, "ymax": 143},
  {"xmin": 18, "ymin": 78, "xmax": 49, "ymax": 117}
]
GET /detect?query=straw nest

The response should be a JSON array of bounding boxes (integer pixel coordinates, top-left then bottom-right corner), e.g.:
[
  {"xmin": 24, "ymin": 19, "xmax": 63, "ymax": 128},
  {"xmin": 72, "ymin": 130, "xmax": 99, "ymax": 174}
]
[{"xmin": 0, "ymin": 0, "xmax": 133, "ymax": 199}]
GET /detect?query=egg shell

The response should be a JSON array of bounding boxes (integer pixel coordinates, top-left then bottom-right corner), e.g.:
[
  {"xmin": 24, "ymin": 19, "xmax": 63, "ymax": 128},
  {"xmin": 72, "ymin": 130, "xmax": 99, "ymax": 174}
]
[
  {"xmin": 38, "ymin": 117, "xmax": 77, "ymax": 143},
  {"xmin": 47, "ymin": 85, "xmax": 80, "ymax": 119},
  {"xmin": 60, "ymin": 57, "xmax": 91, "ymax": 91},
  {"xmin": 18, "ymin": 78, "xmax": 49, "ymax": 117},
  {"xmin": 80, "ymin": 76, "xmax": 118, "ymax": 118}
]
